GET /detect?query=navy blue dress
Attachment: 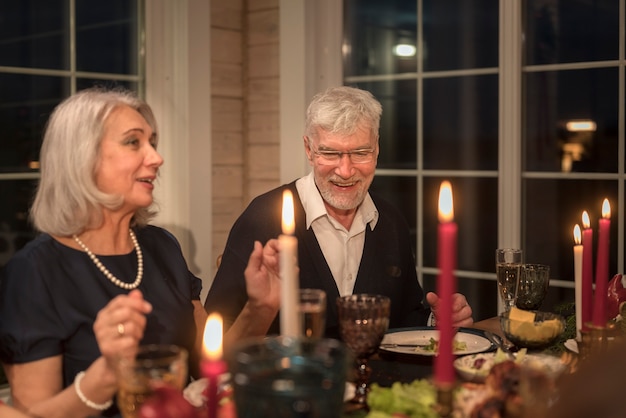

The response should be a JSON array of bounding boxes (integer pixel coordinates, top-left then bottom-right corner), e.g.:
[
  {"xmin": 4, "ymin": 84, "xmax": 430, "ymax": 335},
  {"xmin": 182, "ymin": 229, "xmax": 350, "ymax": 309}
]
[{"xmin": 0, "ymin": 225, "xmax": 202, "ymax": 417}]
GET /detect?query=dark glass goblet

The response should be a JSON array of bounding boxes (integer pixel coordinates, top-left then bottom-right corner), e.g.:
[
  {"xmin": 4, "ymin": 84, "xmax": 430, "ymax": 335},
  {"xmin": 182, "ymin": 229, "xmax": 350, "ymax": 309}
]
[
  {"xmin": 337, "ymin": 294, "xmax": 390, "ymax": 411},
  {"xmin": 515, "ymin": 263, "xmax": 550, "ymax": 310}
]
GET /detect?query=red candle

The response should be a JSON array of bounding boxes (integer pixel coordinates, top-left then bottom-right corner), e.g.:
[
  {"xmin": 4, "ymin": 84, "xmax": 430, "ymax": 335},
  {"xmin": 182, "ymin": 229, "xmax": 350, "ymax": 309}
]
[
  {"xmin": 581, "ymin": 211, "xmax": 593, "ymax": 329},
  {"xmin": 592, "ymin": 199, "xmax": 611, "ymax": 327},
  {"xmin": 573, "ymin": 225, "xmax": 582, "ymax": 339},
  {"xmin": 201, "ymin": 313, "xmax": 228, "ymax": 418},
  {"xmin": 434, "ymin": 181, "xmax": 457, "ymax": 386}
]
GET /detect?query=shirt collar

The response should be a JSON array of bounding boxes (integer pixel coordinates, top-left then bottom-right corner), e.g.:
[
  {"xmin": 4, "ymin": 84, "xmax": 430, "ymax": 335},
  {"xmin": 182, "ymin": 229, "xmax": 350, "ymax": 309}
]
[{"xmin": 295, "ymin": 172, "xmax": 379, "ymax": 230}]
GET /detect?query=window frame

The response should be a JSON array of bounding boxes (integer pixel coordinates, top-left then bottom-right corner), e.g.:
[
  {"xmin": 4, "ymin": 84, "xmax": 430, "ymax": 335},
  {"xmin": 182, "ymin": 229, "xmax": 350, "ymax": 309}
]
[{"xmin": 285, "ymin": 0, "xmax": 626, "ymax": 316}]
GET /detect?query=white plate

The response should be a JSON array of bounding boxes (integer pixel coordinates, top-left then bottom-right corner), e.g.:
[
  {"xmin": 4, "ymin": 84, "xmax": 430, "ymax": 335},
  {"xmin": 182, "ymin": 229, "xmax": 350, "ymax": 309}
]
[
  {"xmin": 454, "ymin": 352, "xmax": 499, "ymax": 383},
  {"xmin": 564, "ymin": 338, "xmax": 579, "ymax": 354},
  {"xmin": 454, "ymin": 351, "xmax": 567, "ymax": 383},
  {"xmin": 379, "ymin": 327, "xmax": 494, "ymax": 356}
]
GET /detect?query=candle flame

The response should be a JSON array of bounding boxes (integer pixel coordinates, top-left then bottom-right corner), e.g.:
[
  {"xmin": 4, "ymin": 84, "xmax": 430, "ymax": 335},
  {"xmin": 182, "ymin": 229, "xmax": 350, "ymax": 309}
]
[
  {"xmin": 573, "ymin": 224, "xmax": 581, "ymax": 245},
  {"xmin": 203, "ymin": 313, "xmax": 223, "ymax": 361},
  {"xmin": 282, "ymin": 190, "xmax": 295, "ymax": 235},
  {"xmin": 438, "ymin": 181, "xmax": 454, "ymax": 223},
  {"xmin": 582, "ymin": 211, "xmax": 590, "ymax": 229},
  {"xmin": 602, "ymin": 199, "xmax": 611, "ymax": 219}
]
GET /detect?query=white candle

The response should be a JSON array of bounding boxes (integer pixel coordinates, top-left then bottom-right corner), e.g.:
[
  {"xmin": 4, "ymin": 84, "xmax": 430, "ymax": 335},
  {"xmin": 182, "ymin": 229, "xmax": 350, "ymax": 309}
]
[
  {"xmin": 279, "ymin": 190, "xmax": 300, "ymax": 336},
  {"xmin": 573, "ymin": 225, "xmax": 583, "ymax": 340}
]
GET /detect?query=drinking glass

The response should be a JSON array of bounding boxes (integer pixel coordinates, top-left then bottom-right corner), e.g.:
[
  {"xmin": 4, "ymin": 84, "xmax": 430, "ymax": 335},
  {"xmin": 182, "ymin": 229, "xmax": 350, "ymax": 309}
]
[
  {"xmin": 337, "ymin": 294, "xmax": 390, "ymax": 410},
  {"xmin": 116, "ymin": 344, "xmax": 188, "ymax": 418},
  {"xmin": 496, "ymin": 248, "xmax": 523, "ymax": 311},
  {"xmin": 228, "ymin": 336, "xmax": 349, "ymax": 418},
  {"xmin": 299, "ymin": 288, "xmax": 326, "ymax": 338},
  {"xmin": 516, "ymin": 263, "xmax": 550, "ymax": 310}
]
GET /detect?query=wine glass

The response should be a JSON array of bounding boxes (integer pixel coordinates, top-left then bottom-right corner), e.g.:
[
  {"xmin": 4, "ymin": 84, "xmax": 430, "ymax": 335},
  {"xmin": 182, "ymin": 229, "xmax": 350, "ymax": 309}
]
[
  {"xmin": 337, "ymin": 294, "xmax": 390, "ymax": 410},
  {"xmin": 495, "ymin": 248, "xmax": 523, "ymax": 311},
  {"xmin": 116, "ymin": 344, "xmax": 188, "ymax": 418}
]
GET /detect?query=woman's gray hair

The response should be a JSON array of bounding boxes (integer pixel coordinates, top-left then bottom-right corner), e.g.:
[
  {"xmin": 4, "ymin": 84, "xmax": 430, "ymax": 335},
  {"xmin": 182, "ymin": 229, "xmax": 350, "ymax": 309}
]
[
  {"xmin": 30, "ymin": 87, "xmax": 159, "ymax": 236},
  {"xmin": 305, "ymin": 86, "xmax": 382, "ymax": 141}
]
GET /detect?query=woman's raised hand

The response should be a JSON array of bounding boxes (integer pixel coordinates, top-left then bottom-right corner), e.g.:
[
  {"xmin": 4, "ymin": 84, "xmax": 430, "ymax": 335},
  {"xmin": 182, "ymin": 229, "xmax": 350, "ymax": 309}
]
[{"xmin": 93, "ymin": 289, "xmax": 153, "ymax": 369}]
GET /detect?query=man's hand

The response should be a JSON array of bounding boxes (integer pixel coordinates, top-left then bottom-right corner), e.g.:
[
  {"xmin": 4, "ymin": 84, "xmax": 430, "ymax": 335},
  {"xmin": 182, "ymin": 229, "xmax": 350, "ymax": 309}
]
[
  {"xmin": 426, "ymin": 291, "xmax": 473, "ymax": 328},
  {"xmin": 243, "ymin": 240, "xmax": 281, "ymax": 313}
]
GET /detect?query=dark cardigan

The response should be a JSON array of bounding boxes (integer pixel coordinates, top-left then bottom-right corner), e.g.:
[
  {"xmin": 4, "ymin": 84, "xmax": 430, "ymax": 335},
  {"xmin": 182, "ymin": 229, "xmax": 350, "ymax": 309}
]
[{"xmin": 203, "ymin": 181, "xmax": 430, "ymax": 339}]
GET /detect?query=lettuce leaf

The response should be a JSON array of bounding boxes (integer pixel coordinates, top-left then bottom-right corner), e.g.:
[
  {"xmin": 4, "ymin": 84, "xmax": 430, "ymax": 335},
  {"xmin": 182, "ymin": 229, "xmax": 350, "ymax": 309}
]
[{"xmin": 365, "ymin": 379, "xmax": 438, "ymax": 418}]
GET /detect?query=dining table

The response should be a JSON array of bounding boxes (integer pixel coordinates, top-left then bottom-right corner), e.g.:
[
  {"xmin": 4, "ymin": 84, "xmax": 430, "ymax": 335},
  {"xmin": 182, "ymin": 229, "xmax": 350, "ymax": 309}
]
[
  {"xmin": 339, "ymin": 317, "xmax": 506, "ymax": 418},
  {"xmin": 362, "ymin": 317, "xmax": 503, "ymax": 388}
]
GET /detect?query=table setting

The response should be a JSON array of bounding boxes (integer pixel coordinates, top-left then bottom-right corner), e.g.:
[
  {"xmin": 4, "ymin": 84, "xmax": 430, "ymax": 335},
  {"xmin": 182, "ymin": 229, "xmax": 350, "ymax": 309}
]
[{"xmin": 111, "ymin": 186, "xmax": 626, "ymax": 418}]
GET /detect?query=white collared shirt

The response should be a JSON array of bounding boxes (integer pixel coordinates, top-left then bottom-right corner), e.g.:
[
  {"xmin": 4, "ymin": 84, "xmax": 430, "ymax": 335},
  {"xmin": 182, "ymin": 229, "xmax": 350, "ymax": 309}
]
[{"xmin": 296, "ymin": 172, "xmax": 379, "ymax": 296}]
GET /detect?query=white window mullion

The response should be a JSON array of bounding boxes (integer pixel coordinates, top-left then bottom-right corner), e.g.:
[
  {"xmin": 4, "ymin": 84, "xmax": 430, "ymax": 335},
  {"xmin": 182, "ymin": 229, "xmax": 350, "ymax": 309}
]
[
  {"xmin": 498, "ymin": 0, "xmax": 523, "ymax": 313},
  {"xmin": 69, "ymin": 0, "xmax": 76, "ymax": 93},
  {"xmin": 498, "ymin": 0, "xmax": 522, "ymax": 249}
]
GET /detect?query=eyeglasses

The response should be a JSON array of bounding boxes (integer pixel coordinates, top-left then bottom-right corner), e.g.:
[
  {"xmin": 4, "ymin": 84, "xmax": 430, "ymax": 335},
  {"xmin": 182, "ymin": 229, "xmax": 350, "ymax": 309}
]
[{"xmin": 308, "ymin": 143, "xmax": 376, "ymax": 165}]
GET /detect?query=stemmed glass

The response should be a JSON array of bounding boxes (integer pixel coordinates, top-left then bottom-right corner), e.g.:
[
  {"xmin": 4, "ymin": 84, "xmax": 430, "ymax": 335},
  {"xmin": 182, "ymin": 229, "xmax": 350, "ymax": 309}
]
[
  {"xmin": 495, "ymin": 248, "xmax": 523, "ymax": 311},
  {"xmin": 337, "ymin": 294, "xmax": 390, "ymax": 410}
]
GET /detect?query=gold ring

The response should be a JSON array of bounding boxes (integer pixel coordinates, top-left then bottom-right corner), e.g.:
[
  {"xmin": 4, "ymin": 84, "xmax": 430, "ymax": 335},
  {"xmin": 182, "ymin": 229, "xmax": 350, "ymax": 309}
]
[{"xmin": 117, "ymin": 323, "xmax": 125, "ymax": 336}]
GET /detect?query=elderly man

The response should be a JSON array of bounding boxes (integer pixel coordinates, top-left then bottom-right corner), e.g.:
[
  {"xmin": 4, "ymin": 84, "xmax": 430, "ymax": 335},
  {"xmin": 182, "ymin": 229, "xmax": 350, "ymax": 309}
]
[{"xmin": 204, "ymin": 86, "xmax": 473, "ymax": 338}]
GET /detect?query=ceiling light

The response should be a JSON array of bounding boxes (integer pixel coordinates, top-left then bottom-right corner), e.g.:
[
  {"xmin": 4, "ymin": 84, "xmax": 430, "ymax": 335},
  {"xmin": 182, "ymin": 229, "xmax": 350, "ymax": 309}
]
[
  {"xmin": 565, "ymin": 120, "xmax": 597, "ymax": 132},
  {"xmin": 393, "ymin": 44, "xmax": 416, "ymax": 57}
]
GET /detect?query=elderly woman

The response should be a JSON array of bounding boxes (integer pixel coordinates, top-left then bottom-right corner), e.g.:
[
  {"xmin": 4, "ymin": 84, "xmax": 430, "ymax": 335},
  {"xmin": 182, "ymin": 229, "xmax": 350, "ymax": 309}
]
[{"xmin": 0, "ymin": 88, "xmax": 281, "ymax": 417}]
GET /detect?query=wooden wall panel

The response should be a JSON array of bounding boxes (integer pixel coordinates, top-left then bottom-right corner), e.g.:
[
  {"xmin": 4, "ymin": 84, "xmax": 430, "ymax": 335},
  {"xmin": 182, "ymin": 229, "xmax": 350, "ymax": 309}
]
[
  {"xmin": 210, "ymin": 0, "xmax": 280, "ymax": 272},
  {"xmin": 211, "ymin": 0, "xmax": 243, "ymax": 30}
]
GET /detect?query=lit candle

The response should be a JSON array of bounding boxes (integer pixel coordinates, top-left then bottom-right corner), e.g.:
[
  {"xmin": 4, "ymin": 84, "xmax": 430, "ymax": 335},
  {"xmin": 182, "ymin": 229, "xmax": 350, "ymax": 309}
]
[
  {"xmin": 201, "ymin": 313, "xmax": 227, "ymax": 418},
  {"xmin": 573, "ymin": 224, "xmax": 583, "ymax": 340},
  {"xmin": 279, "ymin": 190, "xmax": 300, "ymax": 336},
  {"xmin": 592, "ymin": 199, "xmax": 611, "ymax": 327},
  {"xmin": 581, "ymin": 211, "xmax": 593, "ymax": 330},
  {"xmin": 433, "ymin": 181, "xmax": 457, "ymax": 386}
]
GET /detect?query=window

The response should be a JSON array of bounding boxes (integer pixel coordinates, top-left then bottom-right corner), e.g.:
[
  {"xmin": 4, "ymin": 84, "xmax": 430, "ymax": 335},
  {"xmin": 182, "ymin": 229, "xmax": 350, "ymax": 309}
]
[
  {"xmin": 0, "ymin": 0, "xmax": 144, "ymax": 266},
  {"xmin": 343, "ymin": 0, "xmax": 622, "ymax": 320}
]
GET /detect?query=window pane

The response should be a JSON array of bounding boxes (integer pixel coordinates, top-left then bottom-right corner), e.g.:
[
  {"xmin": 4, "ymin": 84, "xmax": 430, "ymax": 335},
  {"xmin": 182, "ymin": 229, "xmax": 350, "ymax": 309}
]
[
  {"xmin": 422, "ymin": 177, "xmax": 497, "ymax": 273},
  {"xmin": 543, "ymin": 287, "xmax": 575, "ymax": 319},
  {"xmin": 351, "ymin": 80, "xmax": 417, "ymax": 169},
  {"xmin": 524, "ymin": 68, "xmax": 618, "ymax": 173},
  {"xmin": 423, "ymin": 0, "xmax": 498, "ymax": 71},
  {"xmin": 0, "ymin": 74, "xmax": 69, "ymax": 172},
  {"xmin": 424, "ymin": 274, "xmax": 498, "ymax": 321},
  {"xmin": 343, "ymin": 0, "xmax": 417, "ymax": 77},
  {"xmin": 524, "ymin": 0, "xmax": 619, "ymax": 65},
  {"xmin": 0, "ymin": 179, "xmax": 39, "ymax": 267},
  {"xmin": 0, "ymin": 2, "xmax": 143, "ymax": 272},
  {"xmin": 75, "ymin": 0, "xmax": 140, "ymax": 74},
  {"xmin": 369, "ymin": 176, "xmax": 417, "ymax": 253},
  {"xmin": 523, "ymin": 179, "xmax": 618, "ymax": 287},
  {"xmin": 424, "ymin": 75, "xmax": 498, "ymax": 170},
  {"xmin": 76, "ymin": 78, "xmax": 138, "ymax": 92},
  {"xmin": 0, "ymin": 0, "xmax": 69, "ymax": 69}
]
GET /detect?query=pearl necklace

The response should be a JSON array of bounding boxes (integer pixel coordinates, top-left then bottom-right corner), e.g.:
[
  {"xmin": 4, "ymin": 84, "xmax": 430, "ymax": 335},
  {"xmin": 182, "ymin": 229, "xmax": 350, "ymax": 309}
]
[{"xmin": 73, "ymin": 229, "xmax": 143, "ymax": 290}]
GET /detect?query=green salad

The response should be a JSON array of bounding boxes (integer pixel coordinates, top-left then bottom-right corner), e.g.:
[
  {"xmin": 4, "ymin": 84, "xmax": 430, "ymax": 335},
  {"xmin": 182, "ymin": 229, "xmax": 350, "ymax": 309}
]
[
  {"xmin": 418, "ymin": 337, "xmax": 468, "ymax": 353},
  {"xmin": 364, "ymin": 379, "xmax": 438, "ymax": 418}
]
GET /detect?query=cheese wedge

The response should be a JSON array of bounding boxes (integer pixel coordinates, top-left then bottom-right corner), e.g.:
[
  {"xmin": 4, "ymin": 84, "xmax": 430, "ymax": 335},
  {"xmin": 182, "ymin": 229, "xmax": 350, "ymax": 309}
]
[{"xmin": 509, "ymin": 306, "xmax": 536, "ymax": 323}]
